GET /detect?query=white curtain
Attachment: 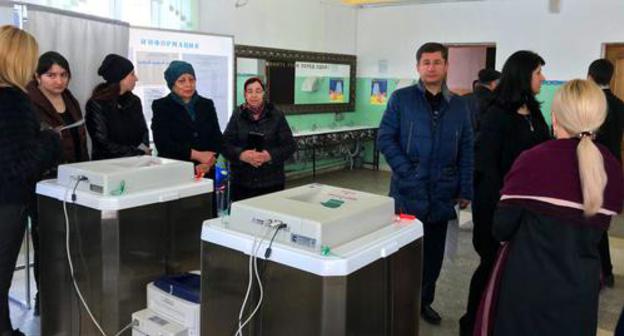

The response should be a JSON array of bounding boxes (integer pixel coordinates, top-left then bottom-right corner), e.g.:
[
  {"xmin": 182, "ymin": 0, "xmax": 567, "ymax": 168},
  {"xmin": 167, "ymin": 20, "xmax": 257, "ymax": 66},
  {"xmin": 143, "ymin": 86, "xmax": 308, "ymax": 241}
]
[
  {"xmin": 0, "ymin": 3, "xmax": 16, "ymax": 26},
  {"xmin": 24, "ymin": 6, "xmax": 130, "ymax": 109}
]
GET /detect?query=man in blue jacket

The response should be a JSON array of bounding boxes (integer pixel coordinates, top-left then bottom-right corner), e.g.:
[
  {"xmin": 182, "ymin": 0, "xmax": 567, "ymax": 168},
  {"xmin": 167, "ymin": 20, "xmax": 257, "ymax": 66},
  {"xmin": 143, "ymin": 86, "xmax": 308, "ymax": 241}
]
[{"xmin": 377, "ymin": 42, "xmax": 473, "ymax": 325}]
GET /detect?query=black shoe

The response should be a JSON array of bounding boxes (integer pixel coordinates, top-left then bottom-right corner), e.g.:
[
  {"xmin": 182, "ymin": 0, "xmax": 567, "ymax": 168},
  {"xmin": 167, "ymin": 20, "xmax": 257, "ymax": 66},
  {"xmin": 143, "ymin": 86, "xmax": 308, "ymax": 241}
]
[
  {"xmin": 605, "ymin": 274, "xmax": 615, "ymax": 288},
  {"xmin": 34, "ymin": 293, "xmax": 39, "ymax": 317},
  {"xmin": 0, "ymin": 330, "xmax": 25, "ymax": 336},
  {"xmin": 421, "ymin": 305, "xmax": 442, "ymax": 325},
  {"xmin": 458, "ymin": 315, "xmax": 472, "ymax": 336}
]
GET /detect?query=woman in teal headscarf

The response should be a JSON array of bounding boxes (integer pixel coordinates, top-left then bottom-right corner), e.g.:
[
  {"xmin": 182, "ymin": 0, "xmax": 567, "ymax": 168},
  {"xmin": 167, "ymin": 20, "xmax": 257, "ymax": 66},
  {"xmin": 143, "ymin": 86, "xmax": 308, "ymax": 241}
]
[{"xmin": 151, "ymin": 60, "xmax": 223, "ymax": 175}]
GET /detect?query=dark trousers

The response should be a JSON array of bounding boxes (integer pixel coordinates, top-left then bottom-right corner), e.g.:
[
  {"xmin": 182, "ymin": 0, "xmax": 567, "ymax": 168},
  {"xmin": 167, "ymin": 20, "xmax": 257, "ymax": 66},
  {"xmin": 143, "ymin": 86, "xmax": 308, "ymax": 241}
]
[
  {"xmin": 616, "ymin": 306, "xmax": 624, "ymax": 336},
  {"xmin": 0, "ymin": 204, "xmax": 27, "ymax": 333},
  {"xmin": 459, "ymin": 202, "xmax": 500, "ymax": 336},
  {"xmin": 421, "ymin": 220, "xmax": 448, "ymax": 306},
  {"xmin": 599, "ymin": 231, "xmax": 613, "ymax": 277},
  {"xmin": 231, "ymin": 183, "xmax": 285, "ymax": 202},
  {"xmin": 25, "ymin": 195, "xmax": 39, "ymax": 292}
]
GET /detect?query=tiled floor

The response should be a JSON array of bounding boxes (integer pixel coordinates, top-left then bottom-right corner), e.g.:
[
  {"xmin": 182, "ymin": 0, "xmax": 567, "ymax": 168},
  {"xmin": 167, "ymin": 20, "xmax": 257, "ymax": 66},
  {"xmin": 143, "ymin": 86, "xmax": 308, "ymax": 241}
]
[{"xmin": 8, "ymin": 168, "xmax": 624, "ymax": 335}]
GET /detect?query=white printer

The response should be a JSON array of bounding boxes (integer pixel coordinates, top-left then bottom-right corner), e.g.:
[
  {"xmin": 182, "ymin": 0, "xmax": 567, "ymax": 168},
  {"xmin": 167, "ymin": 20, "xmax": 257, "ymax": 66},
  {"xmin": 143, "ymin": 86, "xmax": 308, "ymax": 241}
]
[
  {"xmin": 132, "ymin": 309, "xmax": 188, "ymax": 336},
  {"xmin": 132, "ymin": 273, "xmax": 200, "ymax": 336}
]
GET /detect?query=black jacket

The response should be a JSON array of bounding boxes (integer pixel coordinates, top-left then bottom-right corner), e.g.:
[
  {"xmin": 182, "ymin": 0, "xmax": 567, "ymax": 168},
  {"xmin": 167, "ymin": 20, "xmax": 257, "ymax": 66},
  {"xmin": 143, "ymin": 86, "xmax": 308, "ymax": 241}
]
[
  {"xmin": 223, "ymin": 103, "xmax": 296, "ymax": 189},
  {"xmin": 492, "ymin": 204, "xmax": 605, "ymax": 336},
  {"xmin": 85, "ymin": 92, "xmax": 149, "ymax": 160},
  {"xmin": 0, "ymin": 86, "xmax": 61, "ymax": 204},
  {"xmin": 151, "ymin": 94, "xmax": 223, "ymax": 163},
  {"xmin": 596, "ymin": 89, "xmax": 624, "ymax": 162},
  {"xmin": 472, "ymin": 102, "xmax": 551, "ymax": 232},
  {"xmin": 464, "ymin": 85, "xmax": 496, "ymax": 132},
  {"xmin": 489, "ymin": 139, "xmax": 623, "ymax": 336},
  {"xmin": 27, "ymin": 81, "xmax": 89, "ymax": 164}
]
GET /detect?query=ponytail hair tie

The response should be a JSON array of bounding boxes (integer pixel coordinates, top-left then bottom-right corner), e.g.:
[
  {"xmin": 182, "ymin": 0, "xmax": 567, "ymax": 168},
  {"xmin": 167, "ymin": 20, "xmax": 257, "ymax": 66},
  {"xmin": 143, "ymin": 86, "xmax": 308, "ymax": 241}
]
[{"xmin": 576, "ymin": 131, "xmax": 595, "ymax": 140}]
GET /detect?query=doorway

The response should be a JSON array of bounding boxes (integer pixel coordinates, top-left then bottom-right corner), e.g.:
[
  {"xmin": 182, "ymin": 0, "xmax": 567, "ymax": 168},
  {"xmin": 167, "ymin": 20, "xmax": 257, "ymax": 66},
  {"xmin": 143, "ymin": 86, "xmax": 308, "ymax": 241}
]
[
  {"xmin": 604, "ymin": 43, "xmax": 624, "ymax": 164},
  {"xmin": 445, "ymin": 44, "xmax": 496, "ymax": 95},
  {"xmin": 604, "ymin": 44, "xmax": 624, "ymax": 100}
]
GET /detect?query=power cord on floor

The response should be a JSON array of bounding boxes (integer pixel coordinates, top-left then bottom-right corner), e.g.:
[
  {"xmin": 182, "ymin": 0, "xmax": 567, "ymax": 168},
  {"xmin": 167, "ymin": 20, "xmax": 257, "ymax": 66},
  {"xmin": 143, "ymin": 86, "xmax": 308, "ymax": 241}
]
[{"xmin": 63, "ymin": 176, "xmax": 135, "ymax": 336}]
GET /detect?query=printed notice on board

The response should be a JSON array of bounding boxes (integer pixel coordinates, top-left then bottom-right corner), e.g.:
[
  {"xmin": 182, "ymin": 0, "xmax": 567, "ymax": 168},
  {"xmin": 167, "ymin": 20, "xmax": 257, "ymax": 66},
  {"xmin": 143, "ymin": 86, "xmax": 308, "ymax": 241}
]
[{"xmin": 128, "ymin": 27, "xmax": 234, "ymax": 136}]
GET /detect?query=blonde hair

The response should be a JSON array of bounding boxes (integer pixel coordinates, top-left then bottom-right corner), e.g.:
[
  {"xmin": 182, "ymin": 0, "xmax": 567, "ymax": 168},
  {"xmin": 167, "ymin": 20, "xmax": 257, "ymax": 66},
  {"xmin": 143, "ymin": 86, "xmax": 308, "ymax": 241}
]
[
  {"xmin": 0, "ymin": 25, "xmax": 39, "ymax": 91},
  {"xmin": 552, "ymin": 79, "xmax": 608, "ymax": 215}
]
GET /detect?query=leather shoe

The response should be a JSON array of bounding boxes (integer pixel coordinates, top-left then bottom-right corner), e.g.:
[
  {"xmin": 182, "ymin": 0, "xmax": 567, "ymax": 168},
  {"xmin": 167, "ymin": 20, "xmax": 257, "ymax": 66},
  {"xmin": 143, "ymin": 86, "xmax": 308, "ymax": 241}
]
[
  {"xmin": 34, "ymin": 292, "xmax": 39, "ymax": 316},
  {"xmin": 421, "ymin": 305, "xmax": 442, "ymax": 325},
  {"xmin": 604, "ymin": 274, "xmax": 615, "ymax": 288}
]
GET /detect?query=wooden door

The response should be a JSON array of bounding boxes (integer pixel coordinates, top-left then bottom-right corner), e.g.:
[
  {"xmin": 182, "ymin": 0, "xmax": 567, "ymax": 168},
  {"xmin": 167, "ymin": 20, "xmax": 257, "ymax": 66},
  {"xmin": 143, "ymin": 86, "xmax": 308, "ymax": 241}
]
[{"xmin": 605, "ymin": 44, "xmax": 624, "ymax": 161}]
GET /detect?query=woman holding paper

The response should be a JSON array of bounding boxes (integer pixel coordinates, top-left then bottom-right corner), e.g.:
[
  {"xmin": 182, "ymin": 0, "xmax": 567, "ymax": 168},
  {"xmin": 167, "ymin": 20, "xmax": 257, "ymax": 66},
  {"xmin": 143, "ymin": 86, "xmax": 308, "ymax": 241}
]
[
  {"xmin": 86, "ymin": 54, "xmax": 150, "ymax": 160},
  {"xmin": 151, "ymin": 60, "xmax": 223, "ymax": 175},
  {"xmin": 223, "ymin": 77, "xmax": 296, "ymax": 201},
  {"xmin": 26, "ymin": 51, "xmax": 88, "ymax": 315},
  {"xmin": 0, "ymin": 25, "xmax": 61, "ymax": 336},
  {"xmin": 28, "ymin": 51, "xmax": 88, "ymax": 166}
]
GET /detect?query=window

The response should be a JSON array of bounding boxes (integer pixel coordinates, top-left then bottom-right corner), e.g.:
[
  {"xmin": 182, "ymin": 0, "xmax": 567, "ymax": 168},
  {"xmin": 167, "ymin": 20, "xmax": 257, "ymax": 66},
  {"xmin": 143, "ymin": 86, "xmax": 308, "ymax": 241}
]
[{"xmin": 21, "ymin": 0, "xmax": 197, "ymax": 30}]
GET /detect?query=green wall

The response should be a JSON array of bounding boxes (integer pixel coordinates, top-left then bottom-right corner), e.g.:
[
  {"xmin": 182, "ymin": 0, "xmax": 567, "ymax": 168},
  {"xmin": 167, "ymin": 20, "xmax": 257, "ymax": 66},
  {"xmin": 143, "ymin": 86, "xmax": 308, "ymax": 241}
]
[
  {"xmin": 536, "ymin": 80, "xmax": 566, "ymax": 127},
  {"xmin": 347, "ymin": 78, "xmax": 563, "ymax": 129},
  {"xmin": 234, "ymin": 76, "xmax": 564, "ymax": 175}
]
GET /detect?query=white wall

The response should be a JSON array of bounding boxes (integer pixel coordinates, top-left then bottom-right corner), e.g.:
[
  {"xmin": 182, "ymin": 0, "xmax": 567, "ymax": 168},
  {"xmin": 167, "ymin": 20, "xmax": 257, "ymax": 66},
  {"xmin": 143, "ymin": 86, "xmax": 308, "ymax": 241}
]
[
  {"xmin": 356, "ymin": 0, "xmax": 624, "ymax": 80},
  {"xmin": 198, "ymin": 0, "xmax": 357, "ymax": 55}
]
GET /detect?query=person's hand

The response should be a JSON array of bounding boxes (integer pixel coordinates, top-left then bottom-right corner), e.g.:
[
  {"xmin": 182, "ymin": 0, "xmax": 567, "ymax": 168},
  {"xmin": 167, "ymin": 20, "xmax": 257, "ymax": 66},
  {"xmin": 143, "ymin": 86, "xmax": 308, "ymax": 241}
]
[
  {"xmin": 250, "ymin": 150, "xmax": 271, "ymax": 167},
  {"xmin": 258, "ymin": 150, "xmax": 272, "ymax": 164},
  {"xmin": 196, "ymin": 163, "xmax": 211, "ymax": 177},
  {"xmin": 457, "ymin": 198, "xmax": 470, "ymax": 209},
  {"xmin": 203, "ymin": 154, "xmax": 216, "ymax": 168},
  {"xmin": 192, "ymin": 150, "xmax": 216, "ymax": 165},
  {"xmin": 138, "ymin": 143, "xmax": 152, "ymax": 155},
  {"xmin": 251, "ymin": 152, "xmax": 265, "ymax": 167},
  {"xmin": 240, "ymin": 150, "xmax": 262, "ymax": 168}
]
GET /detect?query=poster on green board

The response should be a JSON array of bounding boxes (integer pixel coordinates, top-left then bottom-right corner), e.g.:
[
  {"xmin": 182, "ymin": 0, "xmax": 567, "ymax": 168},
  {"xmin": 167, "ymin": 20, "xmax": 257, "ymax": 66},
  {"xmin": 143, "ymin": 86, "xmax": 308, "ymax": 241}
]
[{"xmin": 295, "ymin": 62, "xmax": 350, "ymax": 104}]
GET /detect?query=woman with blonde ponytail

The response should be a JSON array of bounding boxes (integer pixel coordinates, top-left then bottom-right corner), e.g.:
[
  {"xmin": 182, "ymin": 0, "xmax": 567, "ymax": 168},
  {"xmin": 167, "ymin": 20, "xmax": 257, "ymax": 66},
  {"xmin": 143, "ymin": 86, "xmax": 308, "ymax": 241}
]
[
  {"xmin": 552, "ymin": 79, "xmax": 608, "ymax": 215},
  {"xmin": 473, "ymin": 79, "xmax": 624, "ymax": 336}
]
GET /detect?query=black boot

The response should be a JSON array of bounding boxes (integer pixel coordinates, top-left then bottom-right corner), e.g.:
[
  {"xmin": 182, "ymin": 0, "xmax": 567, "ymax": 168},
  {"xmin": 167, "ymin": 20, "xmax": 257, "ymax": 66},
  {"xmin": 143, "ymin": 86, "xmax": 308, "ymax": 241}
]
[
  {"xmin": 421, "ymin": 305, "xmax": 442, "ymax": 325},
  {"xmin": 605, "ymin": 274, "xmax": 615, "ymax": 288},
  {"xmin": 34, "ymin": 292, "xmax": 39, "ymax": 316}
]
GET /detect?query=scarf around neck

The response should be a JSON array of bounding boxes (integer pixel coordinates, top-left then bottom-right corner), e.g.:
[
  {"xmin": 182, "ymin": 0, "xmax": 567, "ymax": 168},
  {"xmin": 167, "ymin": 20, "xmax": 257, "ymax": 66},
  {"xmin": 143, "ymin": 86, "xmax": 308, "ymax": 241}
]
[
  {"xmin": 243, "ymin": 102, "xmax": 265, "ymax": 120},
  {"xmin": 170, "ymin": 92, "xmax": 199, "ymax": 121}
]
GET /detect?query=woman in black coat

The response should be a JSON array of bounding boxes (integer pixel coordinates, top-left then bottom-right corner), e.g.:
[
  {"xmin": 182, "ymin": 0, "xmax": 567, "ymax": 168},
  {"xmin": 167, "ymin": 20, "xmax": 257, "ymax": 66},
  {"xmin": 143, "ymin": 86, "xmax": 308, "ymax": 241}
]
[
  {"xmin": 0, "ymin": 25, "xmax": 61, "ymax": 336},
  {"xmin": 460, "ymin": 51, "xmax": 552, "ymax": 335},
  {"xmin": 475, "ymin": 79, "xmax": 623, "ymax": 336},
  {"xmin": 151, "ymin": 60, "xmax": 223, "ymax": 174},
  {"xmin": 223, "ymin": 77, "xmax": 296, "ymax": 201},
  {"xmin": 85, "ymin": 54, "xmax": 150, "ymax": 160}
]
